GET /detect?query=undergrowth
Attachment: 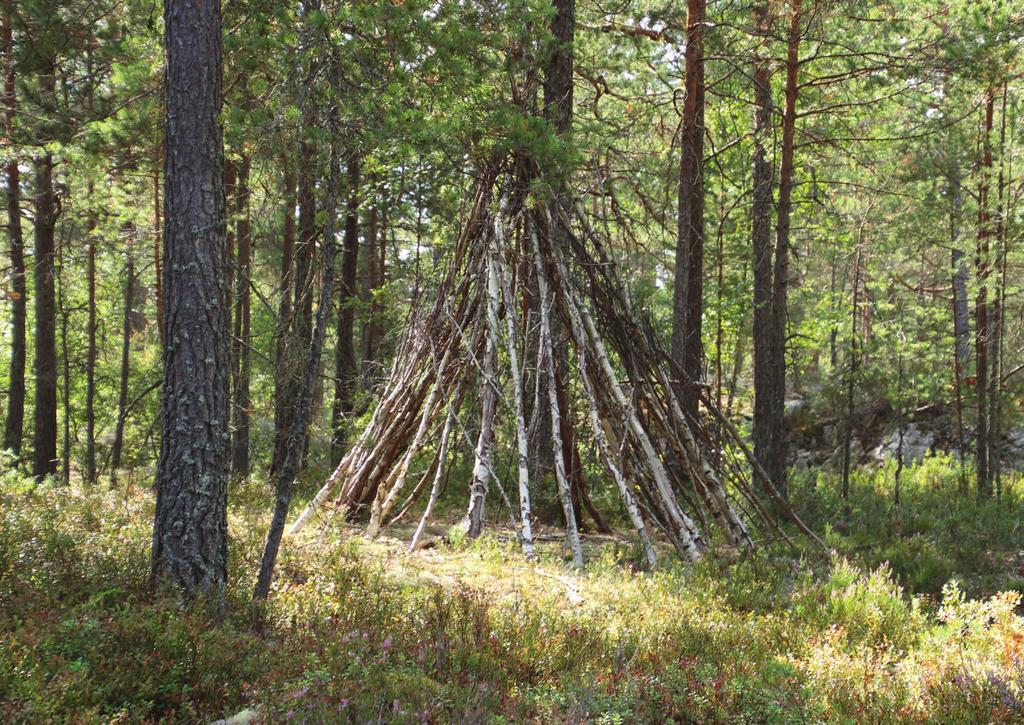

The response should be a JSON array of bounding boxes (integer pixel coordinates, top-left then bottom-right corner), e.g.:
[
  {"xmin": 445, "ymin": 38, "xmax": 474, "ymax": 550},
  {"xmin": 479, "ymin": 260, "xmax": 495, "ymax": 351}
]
[{"xmin": 1, "ymin": 459, "xmax": 1023, "ymax": 723}]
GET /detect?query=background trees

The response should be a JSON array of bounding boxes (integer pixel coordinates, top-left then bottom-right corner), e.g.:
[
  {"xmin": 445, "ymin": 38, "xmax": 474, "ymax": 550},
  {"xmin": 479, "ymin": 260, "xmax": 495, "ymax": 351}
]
[{"xmin": 0, "ymin": 0, "xmax": 1020, "ymax": 578}]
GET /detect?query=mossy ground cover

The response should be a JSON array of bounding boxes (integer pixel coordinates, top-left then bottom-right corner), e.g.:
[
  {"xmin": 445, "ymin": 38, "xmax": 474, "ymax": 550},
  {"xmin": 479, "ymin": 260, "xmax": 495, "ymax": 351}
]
[{"xmin": 2, "ymin": 457, "xmax": 1024, "ymax": 723}]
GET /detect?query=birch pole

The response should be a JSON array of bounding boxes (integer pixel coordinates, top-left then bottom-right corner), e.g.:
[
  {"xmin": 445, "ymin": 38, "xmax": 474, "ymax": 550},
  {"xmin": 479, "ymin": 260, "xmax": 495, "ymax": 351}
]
[
  {"xmin": 494, "ymin": 210, "xmax": 535, "ymax": 559},
  {"xmin": 530, "ymin": 214, "xmax": 584, "ymax": 567}
]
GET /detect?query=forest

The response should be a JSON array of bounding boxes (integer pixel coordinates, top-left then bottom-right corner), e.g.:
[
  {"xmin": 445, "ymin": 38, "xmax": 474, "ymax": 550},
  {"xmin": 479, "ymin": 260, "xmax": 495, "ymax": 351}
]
[{"xmin": 2, "ymin": 0, "xmax": 1024, "ymax": 721}]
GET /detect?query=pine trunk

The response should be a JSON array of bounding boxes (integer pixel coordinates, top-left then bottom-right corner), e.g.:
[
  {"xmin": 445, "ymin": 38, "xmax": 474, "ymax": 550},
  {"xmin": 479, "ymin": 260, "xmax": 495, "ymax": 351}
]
[
  {"xmin": 151, "ymin": 0, "xmax": 230, "ymax": 596},
  {"xmin": 272, "ymin": 162, "xmax": 296, "ymax": 475},
  {"xmin": 767, "ymin": 0, "xmax": 802, "ymax": 500},
  {"xmin": 231, "ymin": 156, "xmax": 252, "ymax": 477},
  {"xmin": 1, "ymin": 4, "xmax": 25, "ymax": 457},
  {"xmin": 975, "ymin": 90, "xmax": 994, "ymax": 499},
  {"xmin": 671, "ymin": 0, "xmax": 706, "ymax": 418},
  {"xmin": 111, "ymin": 253, "xmax": 134, "ymax": 477},
  {"xmin": 750, "ymin": 0, "xmax": 782, "ymax": 496},
  {"xmin": 32, "ymin": 150, "xmax": 58, "ymax": 481},
  {"xmin": 331, "ymin": 153, "xmax": 361, "ymax": 463}
]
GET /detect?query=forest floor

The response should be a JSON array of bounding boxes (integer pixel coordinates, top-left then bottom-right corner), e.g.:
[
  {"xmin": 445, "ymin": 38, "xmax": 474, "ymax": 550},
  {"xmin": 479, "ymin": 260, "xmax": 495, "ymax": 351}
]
[{"xmin": 3, "ymin": 457, "xmax": 1024, "ymax": 723}]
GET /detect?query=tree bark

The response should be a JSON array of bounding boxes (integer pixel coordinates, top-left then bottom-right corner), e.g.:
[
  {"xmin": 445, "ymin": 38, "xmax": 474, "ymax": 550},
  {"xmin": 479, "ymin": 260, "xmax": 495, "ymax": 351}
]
[
  {"xmin": 31, "ymin": 150, "xmax": 58, "ymax": 481},
  {"xmin": 85, "ymin": 196, "xmax": 98, "ymax": 483},
  {"xmin": 57, "ymin": 223, "xmax": 70, "ymax": 485},
  {"xmin": 543, "ymin": 0, "xmax": 574, "ymax": 137},
  {"xmin": 465, "ymin": 250, "xmax": 501, "ymax": 539},
  {"xmin": 111, "ymin": 252, "xmax": 134, "ymax": 477},
  {"xmin": 2, "ymin": 2, "xmax": 25, "ymax": 457},
  {"xmin": 331, "ymin": 152, "xmax": 361, "ymax": 463},
  {"xmin": 151, "ymin": 0, "xmax": 230, "ymax": 596},
  {"xmin": 671, "ymin": 0, "xmax": 706, "ymax": 418},
  {"xmin": 231, "ymin": 155, "xmax": 251, "ymax": 477},
  {"xmin": 766, "ymin": 0, "xmax": 802, "ymax": 500},
  {"xmin": 153, "ymin": 157, "xmax": 164, "ymax": 347},
  {"xmin": 975, "ymin": 89, "xmax": 994, "ymax": 499},
  {"xmin": 989, "ymin": 82, "xmax": 1009, "ymax": 498},
  {"xmin": 750, "ymin": 0, "xmax": 780, "ymax": 497},
  {"xmin": 494, "ymin": 231, "xmax": 535, "ymax": 558}
]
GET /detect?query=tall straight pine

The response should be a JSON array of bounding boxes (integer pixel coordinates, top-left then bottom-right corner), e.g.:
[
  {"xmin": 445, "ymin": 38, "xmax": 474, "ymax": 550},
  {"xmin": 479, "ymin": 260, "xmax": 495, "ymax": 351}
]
[{"xmin": 151, "ymin": 0, "xmax": 230, "ymax": 595}]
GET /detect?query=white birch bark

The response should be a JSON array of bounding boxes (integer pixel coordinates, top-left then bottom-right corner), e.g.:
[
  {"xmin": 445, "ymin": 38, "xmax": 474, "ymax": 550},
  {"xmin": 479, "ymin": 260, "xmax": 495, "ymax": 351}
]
[
  {"xmin": 493, "ymin": 219, "xmax": 535, "ymax": 559},
  {"xmin": 544, "ymin": 223, "xmax": 705, "ymax": 562},
  {"xmin": 464, "ymin": 243, "xmax": 502, "ymax": 538},
  {"xmin": 565, "ymin": 303, "xmax": 658, "ymax": 566},
  {"xmin": 530, "ymin": 216, "xmax": 584, "ymax": 567}
]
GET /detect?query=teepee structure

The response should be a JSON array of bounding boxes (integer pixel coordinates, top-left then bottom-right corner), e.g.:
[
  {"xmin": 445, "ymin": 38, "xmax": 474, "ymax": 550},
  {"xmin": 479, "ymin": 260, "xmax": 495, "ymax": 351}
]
[{"xmin": 288, "ymin": 154, "xmax": 816, "ymax": 566}]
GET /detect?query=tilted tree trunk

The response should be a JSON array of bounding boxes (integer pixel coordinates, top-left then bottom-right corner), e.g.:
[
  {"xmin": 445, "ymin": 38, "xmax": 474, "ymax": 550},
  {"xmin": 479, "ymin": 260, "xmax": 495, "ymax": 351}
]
[
  {"xmin": 254, "ymin": 139, "xmax": 342, "ymax": 601},
  {"xmin": 750, "ymin": 0, "xmax": 780, "ymax": 497},
  {"xmin": 671, "ymin": 0, "xmax": 706, "ymax": 418},
  {"xmin": 2, "ymin": 4, "xmax": 26, "ymax": 457},
  {"xmin": 111, "ymin": 252, "xmax": 134, "ymax": 478},
  {"xmin": 231, "ymin": 155, "xmax": 252, "ymax": 477},
  {"xmin": 272, "ymin": 161, "xmax": 296, "ymax": 474},
  {"xmin": 331, "ymin": 152, "xmax": 361, "ymax": 464},
  {"xmin": 530, "ymin": 215, "xmax": 584, "ymax": 566},
  {"xmin": 271, "ymin": 113, "xmax": 318, "ymax": 477},
  {"xmin": 151, "ymin": 0, "xmax": 230, "ymax": 596},
  {"xmin": 32, "ymin": 149, "xmax": 58, "ymax": 481},
  {"xmin": 494, "ymin": 227, "xmax": 535, "ymax": 558}
]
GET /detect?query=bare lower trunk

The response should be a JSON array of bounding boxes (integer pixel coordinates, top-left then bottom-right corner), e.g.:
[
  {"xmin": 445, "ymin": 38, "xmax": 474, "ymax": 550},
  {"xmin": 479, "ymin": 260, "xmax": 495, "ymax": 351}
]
[
  {"xmin": 231, "ymin": 156, "xmax": 252, "ymax": 477},
  {"xmin": 151, "ymin": 0, "xmax": 230, "ymax": 596},
  {"xmin": 2, "ymin": 7, "xmax": 25, "ymax": 457},
  {"xmin": 750, "ymin": 0, "xmax": 780, "ymax": 497},
  {"xmin": 271, "ymin": 98, "xmax": 319, "ymax": 478},
  {"xmin": 85, "ymin": 202, "xmax": 98, "ymax": 483},
  {"xmin": 111, "ymin": 254, "xmax": 134, "ymax": 478},
  {"xmin": 272, "ymin": 162, "xmax": 296, "ymax": 476},
  {"xmin": 671, "ymin": 0, "xmax": 706, "ymax": 418},
  {"xmin": 331, "ymin": 153, "xmax": 361, "ymax": 463},
  {"xmin": 975, "ymin": 90, "xmax": 994, "ymax": 499},
  {"xmin": 32, "ymin": 150, "xmax": 58, "ymax": 481},
  {"xmin": 153, "ymin": 159, "xmax": 164, "ymax": 347},
  {"xmin": 531, "ymin": 214, "xmax": 583, "ymax": 567},
  {"xmin": 58, "ymin": 230, "xmax": 70, "ymax": 485}
]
